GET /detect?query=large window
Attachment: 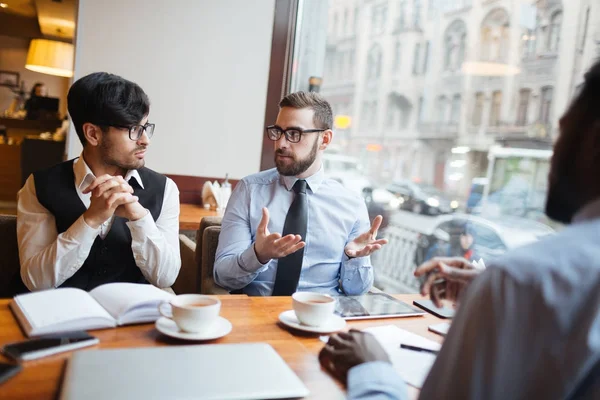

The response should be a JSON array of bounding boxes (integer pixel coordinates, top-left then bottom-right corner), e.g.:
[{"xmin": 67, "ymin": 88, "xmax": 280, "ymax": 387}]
[
  {"xmin": 444, "ymin": 19, "xmax": 467, "ymax": 71},
  {"xmin": 516, "ymin": 89, "xmax": 531, "ymax": 126},
  {"xmin": 290, "ymin": 0, "xmax": 585, "ymax": 293},
  {"xmin": 480, "ymin": 8, "xmax": 510, "ymax": 62},
  {"xmin": 473, "ymin": 92, "xmax": 484, "ymax": 126},
  {"xmin": 490, "ymin": 91, "xmax": 503, "ymax": 127},
  {"xmin": 548, "ymin": 11, "xmax": 562, "ymax": 52},
  {"xmin": 434, "ymin": 96, "xmax": 444, "ymax": 123},
  {"xmin": 371, "ymin": 4, "xmax": 388, "ymax": 35},
  {"xmin": 393, "ymin": 40, "xmax": 402, "ymax": 72},
  {"xmin": 422, "ymin": 40, "xmax": 430, "ymax": 73},
  {"xmin": 540, "ymin": 86, "xmax": 554, "ymax": 126},
  {"xmin": 412, "ymin": 43, "xmax": 421, "ymax": 75},
  {"xmin": 413, "ymin": 0, "xmax": 421, "ymax": 29},
  {"xmin": 367, "ymin": 44, "xmax": 383, "ymax": 79},
  {"xmin": 450, "ymin": 94, "xmax": 461, "ymax": 125},
  {"xmin": 396, "ymin": 1, "xmax": 406, "ymax": 30}
]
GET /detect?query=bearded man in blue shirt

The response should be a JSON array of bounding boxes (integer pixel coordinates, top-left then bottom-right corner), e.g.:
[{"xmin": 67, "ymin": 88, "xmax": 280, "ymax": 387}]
[{"xmin": 214, "ymin": 91, "xmax": 387, "ymax": 296}]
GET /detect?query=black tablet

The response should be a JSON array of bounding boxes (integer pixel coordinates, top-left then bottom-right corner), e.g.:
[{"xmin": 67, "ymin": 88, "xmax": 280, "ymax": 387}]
[{"xmin": 333, "ymin": 293, "xmax": 426, "ymax": 320}]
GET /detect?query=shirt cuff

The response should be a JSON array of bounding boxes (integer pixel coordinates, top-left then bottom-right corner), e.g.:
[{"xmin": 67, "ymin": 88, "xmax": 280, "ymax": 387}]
[
  {"xmin": 343, "ymin": 255, "xmax": 369, "ymax": 269},
  {"xmin": 126, "ymin": 209, "xmax": 156, "ymax": 236},
  {"xmin": 66, "ymin": 215, "xmax": 101, "ymax": 243},
  {"xmin": 347, "ymin": 361, "xmax": 407, "ymax": 400},
  {"xmin": 238, "ymin": 244, "xmax": 269, "ymax": 273}
]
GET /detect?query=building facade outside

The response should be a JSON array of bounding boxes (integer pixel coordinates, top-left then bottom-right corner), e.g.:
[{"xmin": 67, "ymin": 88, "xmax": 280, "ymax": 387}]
[{"xmin": 293, "ymin": 0, "xmax": 600, "ymax": 201}]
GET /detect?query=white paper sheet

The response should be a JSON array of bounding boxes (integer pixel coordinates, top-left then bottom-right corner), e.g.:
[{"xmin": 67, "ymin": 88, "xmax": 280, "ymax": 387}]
[{"xmin": 321, "ymin": 325, "xmax": 441, "ymax": 388}]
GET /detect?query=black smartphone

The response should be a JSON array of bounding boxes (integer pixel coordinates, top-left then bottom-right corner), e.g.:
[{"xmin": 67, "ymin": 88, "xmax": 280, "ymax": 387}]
[
  {"xmin": 413, "ymin": 299, "xmax": 455, "ymax": 319},
  {"xmin": 0, "ymin": 362, "xmax": 22, "ymax": 385},
  {"xmin": 2, "ymin": 331, "xmax": 98, "ymax": 362}
]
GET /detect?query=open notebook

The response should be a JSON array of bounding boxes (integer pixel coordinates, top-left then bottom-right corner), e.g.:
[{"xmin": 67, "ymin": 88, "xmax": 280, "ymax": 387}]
[{"xmin": 10, "ymin": 283, "xmax": 174, "ymax": 337}]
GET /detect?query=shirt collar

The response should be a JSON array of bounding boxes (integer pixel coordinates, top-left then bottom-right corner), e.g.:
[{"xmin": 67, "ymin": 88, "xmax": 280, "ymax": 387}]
[
  {"xmin": 573, "ymin": 197, "xmax": 600, "ymax": 224},
  {"xmin": 74, "ymin": 152, "xmax": 145, "ymax": 191},
  {"xmin": 280, "ymin": 164, "xmax": 325, "ymax": 194}
]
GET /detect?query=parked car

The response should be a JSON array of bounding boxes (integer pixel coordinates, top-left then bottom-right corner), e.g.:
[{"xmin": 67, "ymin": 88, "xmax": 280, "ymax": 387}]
[
  {"xmin": 361, "ymin": 187, "xmax": 401, "ymax": 232},
  {"xmin": 323, "ymin": 153, "xmax": 371, "ymax": 195},
  {"xmin": 414, "ymin": 213, "xmax": 555, "ymax": 266},
  {"xmin": 386, "ymin": 180, "xmax": 459, "ymax": 215}
]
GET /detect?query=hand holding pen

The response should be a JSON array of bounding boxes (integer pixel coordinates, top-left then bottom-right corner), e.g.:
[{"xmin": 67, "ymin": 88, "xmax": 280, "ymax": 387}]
[{"xmin": 413, "ymin": 257, "xmax": 484, "ymax": 308}]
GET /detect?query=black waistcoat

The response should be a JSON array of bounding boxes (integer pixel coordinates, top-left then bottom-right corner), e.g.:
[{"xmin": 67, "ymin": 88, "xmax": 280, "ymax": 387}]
[{"xmin": 33, "ymin": 159, "xmax": 166, "ymax": 291}]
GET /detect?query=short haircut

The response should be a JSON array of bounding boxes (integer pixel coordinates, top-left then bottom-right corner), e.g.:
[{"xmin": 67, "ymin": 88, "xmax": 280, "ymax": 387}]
[
  {"xmin": 67, "ymin": 72, "xmax": 150, "ymax": 145},
  {"xmin": 279, "ymin": 91, "xmax": 333, "ymax": 130}
]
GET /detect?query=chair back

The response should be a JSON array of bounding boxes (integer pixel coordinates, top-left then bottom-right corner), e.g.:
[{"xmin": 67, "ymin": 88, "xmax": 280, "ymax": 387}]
[
  {"xmin": 0, "ymin": 214, "xmax": 26, "ymax": 298},
  {"xmin": 194, "ymin": 216, "xmax": 223, "ymax": 294},
  {"xmin": 201, "ymin": 225, "xmax": 226, "ymax": 294}
]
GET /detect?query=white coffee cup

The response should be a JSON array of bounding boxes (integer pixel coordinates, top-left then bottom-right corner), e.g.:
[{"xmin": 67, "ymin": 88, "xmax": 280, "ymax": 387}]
[
  {"xmin": 292, "ymin": 292, "xmax": 336, "ymax": 327},
  {"xmin": 158, "ymin": 294, "xmax": 221, "ymax": 333}
]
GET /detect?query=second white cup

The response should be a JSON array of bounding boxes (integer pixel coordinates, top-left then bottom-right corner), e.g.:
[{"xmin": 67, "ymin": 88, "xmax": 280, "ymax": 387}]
[
  {"xmin": 158, "ymin": 294, "xmax": 221, "ymax": 333},
  {"xmin": 292, "ymin": 292, "xmax": 336, "ymax": 327}
]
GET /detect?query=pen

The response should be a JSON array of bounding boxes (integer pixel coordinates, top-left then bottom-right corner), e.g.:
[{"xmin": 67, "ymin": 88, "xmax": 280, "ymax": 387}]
[{"xmin": 400, "ymin": 344, "xmax": 439, "ymax": 355}]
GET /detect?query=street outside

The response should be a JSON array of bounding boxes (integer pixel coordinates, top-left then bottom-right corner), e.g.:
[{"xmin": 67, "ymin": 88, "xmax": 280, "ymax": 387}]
[{"xmin": 371, "ymin": 207, "xmax": 555, "ymax": 294}]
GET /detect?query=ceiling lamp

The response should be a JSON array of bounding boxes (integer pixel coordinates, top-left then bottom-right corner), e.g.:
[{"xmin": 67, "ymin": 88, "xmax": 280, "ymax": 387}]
[{"xmin": 25, "ymin": 39, "xmax": 74, "ymax": 78}]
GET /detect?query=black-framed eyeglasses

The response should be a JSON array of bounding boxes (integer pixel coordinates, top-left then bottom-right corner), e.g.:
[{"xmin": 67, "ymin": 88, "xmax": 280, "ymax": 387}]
[
  {"xmin": 112, "ymin": 123, "xmax": 156, "ymax": 141},
  {"xmin": 265, "ymin": 125, "xmax": 325, "ymax": 143}
]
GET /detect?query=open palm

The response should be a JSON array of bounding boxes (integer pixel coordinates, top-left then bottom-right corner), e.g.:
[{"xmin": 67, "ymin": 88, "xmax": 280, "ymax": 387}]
[{"xmin": 344, "ymin": 215, "xmax": 388, "ymax": 258}]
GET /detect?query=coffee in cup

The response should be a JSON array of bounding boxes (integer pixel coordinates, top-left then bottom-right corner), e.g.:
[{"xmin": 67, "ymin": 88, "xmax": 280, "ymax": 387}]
[
  {"xmin": 158, "ymin": 294, "xmax": 221, "ymax": 333},
  {"xmin": 292, "ymin": 292, "xmax": 336, "ymax": 327}
]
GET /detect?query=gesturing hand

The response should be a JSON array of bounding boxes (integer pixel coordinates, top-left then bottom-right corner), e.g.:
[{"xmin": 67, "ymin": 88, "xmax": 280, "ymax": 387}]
[
  {"xmin": 82, "ymin": 175, "xmax": 138, "ymax": 229},
  {"xmin": 414, "ymin": 257, "xmax": 482, "ymax": 308},
  {"xmin": 253, "ymin": 207, "xmax": 305, "ymax": 264},
  {"xmin": 344, "ymin": 215, "xmax": 388, "ymax": 258},
  {"xmin": 319, "ymin": 329, "xmax": 390, "ymax": 384}
]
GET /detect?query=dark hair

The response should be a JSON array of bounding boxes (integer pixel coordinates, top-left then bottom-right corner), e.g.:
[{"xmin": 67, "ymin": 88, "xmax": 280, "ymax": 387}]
[
  {"xmin": 279, "ymin": 91, "xmax": 333, "ymax": 130},
  {"xmin": 556, "ymin": 61, "xmax": 600, "ymax": 180},
  {"xmin": 29, "ymin": 82, "xmax": 44, "ymax": 98},
  {"xmin": 67, "ymin": 72, "xmax": 150, "ymax": 145},
  {"xmin": 548, "ymin": 59, "xmax": 600, "ymax": 218}
]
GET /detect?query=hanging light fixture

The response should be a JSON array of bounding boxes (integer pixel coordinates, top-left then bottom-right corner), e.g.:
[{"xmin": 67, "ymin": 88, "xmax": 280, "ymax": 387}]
[{"xmin": 25, "ymin": 39, "xmax": 74, "ymax": 78}]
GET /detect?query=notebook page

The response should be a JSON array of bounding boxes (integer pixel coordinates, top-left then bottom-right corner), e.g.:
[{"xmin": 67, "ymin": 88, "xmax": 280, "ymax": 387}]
[
  {"xmin": 90, "ymin": 283, "xmax": 173, "ymax": 324},
  {"xmin": 14, "ymin": 288, "xmax": 115, "ymax": 333}
]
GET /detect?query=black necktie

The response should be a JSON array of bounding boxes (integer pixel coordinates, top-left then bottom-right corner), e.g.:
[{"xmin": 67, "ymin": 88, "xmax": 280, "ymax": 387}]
[{"xmin": 272, "ymin": 179, "xmax": 308, "ymax": 296}]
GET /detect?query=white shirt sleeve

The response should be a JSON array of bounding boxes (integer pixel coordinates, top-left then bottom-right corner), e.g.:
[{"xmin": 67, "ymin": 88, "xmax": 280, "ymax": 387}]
[
  {"xmin": 17, "ymin": 175, "xmax": 101, "ymax": 291},
  {"xmin": 126, "ymin": 178, "xmax": 181, "ymax": 288}
]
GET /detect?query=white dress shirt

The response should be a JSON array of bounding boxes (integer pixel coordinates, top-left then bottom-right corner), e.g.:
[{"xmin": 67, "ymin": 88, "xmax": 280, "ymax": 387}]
[{"xmin": 17, "ymin": 155, "xmax": 181, "ymax": 291}]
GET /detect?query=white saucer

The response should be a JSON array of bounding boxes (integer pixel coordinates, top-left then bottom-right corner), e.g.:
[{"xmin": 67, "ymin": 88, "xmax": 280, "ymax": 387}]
[
  {"xmin": 278, "ymin": 310, "xmax": 346, "ymax": 334},
  {"xmin": 155, "ymin": 316, "xmax": 232, "ymax": 341}
]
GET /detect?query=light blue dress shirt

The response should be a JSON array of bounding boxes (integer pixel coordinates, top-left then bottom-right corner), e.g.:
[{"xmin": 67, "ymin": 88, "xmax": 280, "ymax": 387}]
[
  {"xmin": 348, "ymin": 199, "xmax": 600, "ymax": 399},
  {"xmin": 214, "ymin": 166, "xmax": 373, "ymax": 296}
]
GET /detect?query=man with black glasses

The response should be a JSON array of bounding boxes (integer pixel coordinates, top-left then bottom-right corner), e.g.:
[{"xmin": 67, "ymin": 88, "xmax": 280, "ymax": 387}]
[
  {"xmin": 17, "ymin": 72, "xmax": 181, "ymax": 291},
  {"xmin": 214, "ymin": 91, "xmax": 387, "ymax": 296}
]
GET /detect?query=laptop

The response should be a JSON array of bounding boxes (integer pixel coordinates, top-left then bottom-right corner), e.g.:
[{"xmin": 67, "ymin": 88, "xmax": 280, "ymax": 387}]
[{"xmin": 59, "ymin": 343, "xmax": 310, "ymax": 400}]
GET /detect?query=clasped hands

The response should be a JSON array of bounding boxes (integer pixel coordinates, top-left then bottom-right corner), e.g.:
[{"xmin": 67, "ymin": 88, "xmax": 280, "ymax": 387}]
[
  {"xmin": 253, "ymin": 207, "xmax": 388, "ymax": 264},
  {"xmin": 82, "ymin": 174, "xmax": 148, "ymax": 229}
]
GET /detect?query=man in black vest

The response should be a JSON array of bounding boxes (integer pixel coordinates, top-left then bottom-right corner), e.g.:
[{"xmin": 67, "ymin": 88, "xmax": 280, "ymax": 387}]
[{"xmin": 17, "ymin": 72, "xmax": 181, "ymax": 291}]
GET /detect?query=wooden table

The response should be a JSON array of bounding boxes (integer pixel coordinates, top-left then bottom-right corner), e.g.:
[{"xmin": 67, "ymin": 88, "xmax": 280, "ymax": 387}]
[
  {"xmin": 179, "ymin": 203, "xmax": 219, "ymax": 231},
  {"xmin": 0, "ymin": 294, "xmax": 444, "ymax": 399}
]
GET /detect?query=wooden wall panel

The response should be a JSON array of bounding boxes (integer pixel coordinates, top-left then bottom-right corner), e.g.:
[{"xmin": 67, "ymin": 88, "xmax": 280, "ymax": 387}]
[
  {"xmin": 165, "ymin": 174, "xmax": 239, "ymax": 205},
  {"xmin": 0, "ymin": 144, "xmax": 21, "ymax": 202}
]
